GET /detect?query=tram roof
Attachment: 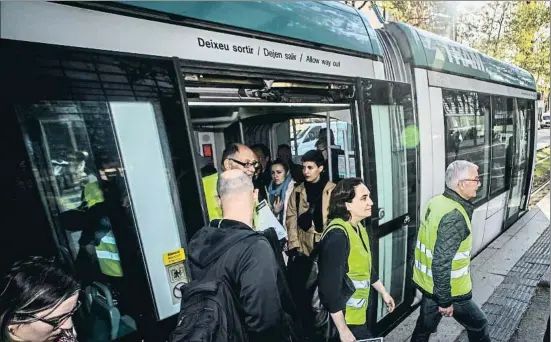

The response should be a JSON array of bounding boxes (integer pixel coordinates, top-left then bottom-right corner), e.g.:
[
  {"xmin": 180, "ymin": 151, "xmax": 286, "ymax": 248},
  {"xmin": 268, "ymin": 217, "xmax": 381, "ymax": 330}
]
[
  {"xmin": 120, "ymin": 1, "xmax": 383, "ymax": 57},
  {"xmin": 389, "ymin": 22, "xmax": 536, "ymax": 90},
  {"xmin": 118, "ymin": 2, "xmax": 535, "ymax": 90}
]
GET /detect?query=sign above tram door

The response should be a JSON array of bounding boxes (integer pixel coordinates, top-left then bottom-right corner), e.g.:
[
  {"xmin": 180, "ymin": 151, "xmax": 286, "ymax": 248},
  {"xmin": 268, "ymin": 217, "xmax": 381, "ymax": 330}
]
[
  {"xmin": 2, "ymin": 1, "xmax": 379, "ymax": 80},
  {"xmin": 163, "ymin": 248, "xmax": 188, "ymax": 305},
  {"xmin": 198, "ymin": 37, "xmax": 343, "ymax": 68},
  {"xmin": 192, "ymin": 33, "xmax": 374, "ymax": 78}
]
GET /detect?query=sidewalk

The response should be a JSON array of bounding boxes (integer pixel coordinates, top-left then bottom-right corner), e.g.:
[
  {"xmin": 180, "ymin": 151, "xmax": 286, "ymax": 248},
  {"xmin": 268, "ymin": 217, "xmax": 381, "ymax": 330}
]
[{"xmin": 385, "ymin": 193, "xmax": 550, "ymax": 342}]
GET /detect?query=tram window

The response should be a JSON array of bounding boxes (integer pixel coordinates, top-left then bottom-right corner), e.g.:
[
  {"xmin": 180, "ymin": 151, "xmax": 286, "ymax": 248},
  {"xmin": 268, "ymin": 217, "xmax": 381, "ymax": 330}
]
[
  {"xmin": 288, "ymin": 110, "xmax": 358, "ymax": 182},
  {"xmin": 16, "ymin": 102, "xmax": 139, "ymax": 340},
  {"xmin": 443, "ymin": 90, "xmax": 490, "ymax": 203},
  {"xmin": 377, "ymin": 225, "xmax": 408, "ymax": 321},
  {"xmin": 289, "ymin": 117, "xmax": 327, "ymax": 162},
  {"xmin": 490, "ymin": 96, "xmax": 515, "ymax": 195},
  {"xmin": 515, "ymin": 99, "xmax": 532, "ymax": 169},
  {"xmin": 369, "ymin": 81, "xmax": 417, "ymax": 225},
  {"xmin": 509, "ymin": 98, "xmax": 533, "ymax": 210}
]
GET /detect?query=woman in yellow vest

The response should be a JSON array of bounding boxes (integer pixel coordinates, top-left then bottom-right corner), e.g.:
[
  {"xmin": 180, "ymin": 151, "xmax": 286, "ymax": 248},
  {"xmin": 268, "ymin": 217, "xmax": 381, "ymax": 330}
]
[{"xmin": 318, "ymin": 178, "xmax": 395, "ymax": 341}]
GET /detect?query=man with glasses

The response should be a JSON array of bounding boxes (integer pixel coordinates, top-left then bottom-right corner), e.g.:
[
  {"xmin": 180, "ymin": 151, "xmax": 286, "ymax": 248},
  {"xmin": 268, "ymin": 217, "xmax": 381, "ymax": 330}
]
[
  {"xmin": 411, "ymin": 160, "xmax": 490, "ymax": 342},
  {"xmin": 202, "ymin": 143, "xmax": 259, "ymax": 221}
]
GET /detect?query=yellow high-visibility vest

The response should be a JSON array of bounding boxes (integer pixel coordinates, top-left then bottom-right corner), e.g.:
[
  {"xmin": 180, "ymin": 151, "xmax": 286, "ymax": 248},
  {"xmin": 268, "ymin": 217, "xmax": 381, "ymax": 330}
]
[{"xmin": 413, "ymin": 195, "xmax": 472, "ymax": 297}]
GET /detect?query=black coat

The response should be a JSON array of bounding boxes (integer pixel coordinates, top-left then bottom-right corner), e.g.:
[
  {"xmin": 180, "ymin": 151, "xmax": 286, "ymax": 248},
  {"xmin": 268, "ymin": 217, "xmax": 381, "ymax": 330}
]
[
  {"xmin": 415, "ymin": 188, "xmax": 474, "ymax": 308},
  {"xmin": 188, "ymin": 219, "xmax": 302, "ymax": 342}
]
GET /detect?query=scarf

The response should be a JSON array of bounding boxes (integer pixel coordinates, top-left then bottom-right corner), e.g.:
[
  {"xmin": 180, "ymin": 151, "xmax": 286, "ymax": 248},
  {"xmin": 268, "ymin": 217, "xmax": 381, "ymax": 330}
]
[{"xmin": 267, "ymin": 173, "xmax": 292, "ymax": 206}]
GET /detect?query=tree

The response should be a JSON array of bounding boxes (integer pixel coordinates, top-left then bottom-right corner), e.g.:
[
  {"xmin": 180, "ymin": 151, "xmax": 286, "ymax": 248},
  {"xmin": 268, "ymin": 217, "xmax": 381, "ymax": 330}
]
[
  {"xmin": 377, "ymin": 1, "xmax": 439, "ymax": 31},
  {"xmin": 343, "ymin": 1, "xmax": 369, "ymax": 10},
  {"xmin": 378, "ymin": 0, "xmax": 550, "ymax": 97},
  {"xmin": 507, "ymin": 1, "xmax": 550, "ymax": 96},
  {"xmin": 456, "ymin": 2, "xmax": 518, "ymax": 60}
]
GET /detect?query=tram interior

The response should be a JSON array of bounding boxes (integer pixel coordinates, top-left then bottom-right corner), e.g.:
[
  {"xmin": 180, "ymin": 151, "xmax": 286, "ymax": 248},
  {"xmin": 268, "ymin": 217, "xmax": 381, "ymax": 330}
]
[{"xmin": 186, "ymin": 75, "xmax": 360, "ymax": 185}]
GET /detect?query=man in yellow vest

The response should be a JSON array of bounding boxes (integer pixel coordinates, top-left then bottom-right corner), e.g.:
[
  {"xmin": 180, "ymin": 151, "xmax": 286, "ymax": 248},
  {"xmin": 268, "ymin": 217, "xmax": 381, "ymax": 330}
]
[
  {"xmin": 411, "ymin": 160, "xmax": 490, "ymax": 342},
  {"xmin": 202, "ymin": 143, "xmax": 260, "ymax": 222},
  {"xmin": 83, "ymin": 181, "xmax": 124, "ymax": 278}
]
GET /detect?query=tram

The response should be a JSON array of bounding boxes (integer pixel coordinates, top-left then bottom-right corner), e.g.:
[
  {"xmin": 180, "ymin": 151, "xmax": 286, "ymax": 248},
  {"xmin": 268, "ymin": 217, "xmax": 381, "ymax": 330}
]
[{"xmin": 2, "ymin": 1, "xmax": 538, "ymax": 340}]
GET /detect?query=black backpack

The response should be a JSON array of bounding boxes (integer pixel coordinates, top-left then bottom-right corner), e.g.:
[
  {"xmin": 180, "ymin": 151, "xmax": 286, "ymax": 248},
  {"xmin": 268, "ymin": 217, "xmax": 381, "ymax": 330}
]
[
  {"xmin": 169, "ymin": 233, "xmax": 257, "ymax": 342},
  {"xmin": 169, "ymin": 277, "xmax": 248, "ymax": 342}
]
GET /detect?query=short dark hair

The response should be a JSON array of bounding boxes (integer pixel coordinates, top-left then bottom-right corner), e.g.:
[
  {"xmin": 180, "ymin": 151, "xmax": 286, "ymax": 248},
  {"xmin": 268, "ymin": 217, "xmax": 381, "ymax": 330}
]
[
  {"xmin": 251, "ymin": 143, "xmax": 271, "ymax": 160},
  {"xmin": 221, "ymin": 143, "xmax": 240, "ymax": 170},
  {"xmin": 271, "ymin": 158, "xmax": 289, "ymax": 173},
  {"xmin": 278, "ymin": 144, "xmax": 291, "ymax": 151},
  {"xmin": 328, "ymin": 178, "xmax": 365, "ymax": 221},
  {"xmin": 301, "ymin": 150, "xmax": 325, "ymax": 167},
  {"xmin": 0, "ymin": 256, "xmax": 80, "ymax": 334}
]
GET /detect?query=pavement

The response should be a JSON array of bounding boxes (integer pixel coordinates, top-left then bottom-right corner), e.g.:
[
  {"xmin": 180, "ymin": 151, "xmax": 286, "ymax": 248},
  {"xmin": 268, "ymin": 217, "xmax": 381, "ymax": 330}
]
[
  {"xmin": 509, "ymin": 273, "xmax": 550, "ymax": 342},
  {"xmin": 385, "ymin": 193, "xmax": 550, "ymax": 342}
]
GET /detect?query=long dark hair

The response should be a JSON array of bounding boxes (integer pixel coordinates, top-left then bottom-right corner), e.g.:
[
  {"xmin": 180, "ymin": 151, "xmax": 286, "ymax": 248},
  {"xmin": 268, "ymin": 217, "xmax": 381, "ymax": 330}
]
[
  {"xmin": 328, "ymin": 178, "xmax": 365, "ymax": 222},
  {"xmin": 0, "ymin": 256, "xmax": 80, "ymax": 335},
  {"xmin": 271, "ymin": 158, "xmax": 289, "ymax": 173}
]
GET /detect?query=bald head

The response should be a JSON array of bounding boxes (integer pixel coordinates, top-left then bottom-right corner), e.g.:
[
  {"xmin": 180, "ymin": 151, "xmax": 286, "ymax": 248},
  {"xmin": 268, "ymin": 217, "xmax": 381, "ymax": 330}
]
[
  {"xmin": 217, "ymin": 170, "xmax": 257, "ymax": 226},
  {"xmin": 217, "ymin": 169, "xmax": 253, "ymax": 200}
]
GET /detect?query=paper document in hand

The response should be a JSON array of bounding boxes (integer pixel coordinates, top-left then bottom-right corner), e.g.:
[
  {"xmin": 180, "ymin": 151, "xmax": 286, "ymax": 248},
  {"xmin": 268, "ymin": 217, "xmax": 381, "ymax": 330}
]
[{"xmin": 255, "ymin": 200, "xmax": 287, "ymax": 240}]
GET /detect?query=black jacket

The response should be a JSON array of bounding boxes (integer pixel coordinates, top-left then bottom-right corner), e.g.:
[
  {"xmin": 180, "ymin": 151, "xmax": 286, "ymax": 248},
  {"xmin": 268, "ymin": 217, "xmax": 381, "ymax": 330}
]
[
  {"xmin": 188, "ymin": 219, "xmax": 300, "ymax": 342},
  {"xmin": 416, "ymin": 188, "xmax": 474, "ymax": 308},
  {"xmin": 318, "ymin": 228, "xmax": 379, "ymax": 313}
]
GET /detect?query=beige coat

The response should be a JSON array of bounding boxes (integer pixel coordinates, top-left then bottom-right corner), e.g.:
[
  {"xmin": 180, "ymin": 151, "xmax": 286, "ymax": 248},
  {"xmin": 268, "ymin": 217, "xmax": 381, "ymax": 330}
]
[{"xmin": 285, "ymin": 181, "xmax": 335, "ymax": 256}]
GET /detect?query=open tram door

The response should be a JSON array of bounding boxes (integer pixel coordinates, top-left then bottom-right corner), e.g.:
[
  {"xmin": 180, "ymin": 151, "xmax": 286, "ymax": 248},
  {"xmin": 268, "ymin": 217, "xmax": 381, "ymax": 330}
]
[
  {"xmin": 503, "ymin": 98, "xmax": 536, "ymax": 229},
  {"xmin": 355, "ymin": 78, "xmax": 421, "ymax": 335},
  {"xmin": 4, "ymin": 40, "xmax": 207, "ymax": 342}
]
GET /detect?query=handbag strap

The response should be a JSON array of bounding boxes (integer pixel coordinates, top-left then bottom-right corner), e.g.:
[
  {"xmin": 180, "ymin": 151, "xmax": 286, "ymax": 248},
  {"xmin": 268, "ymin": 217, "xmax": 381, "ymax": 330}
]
[
  {"xmin": 323, "ymin": 223, "xmax": 370, "ymax": 254},
  {"xmin": 295, "ymin": 191, "xmax": 300, "ymax": 228}
]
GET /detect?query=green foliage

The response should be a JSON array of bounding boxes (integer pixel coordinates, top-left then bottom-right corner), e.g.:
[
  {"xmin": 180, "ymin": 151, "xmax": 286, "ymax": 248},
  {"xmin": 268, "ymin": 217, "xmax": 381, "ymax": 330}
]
[
  {"xmin": 508, "ymin": 2, "xmax": 550, "ymax": 95},
  {"xmin": 377, "ymin": 1, "xmax": 549, "ymax": 96}
]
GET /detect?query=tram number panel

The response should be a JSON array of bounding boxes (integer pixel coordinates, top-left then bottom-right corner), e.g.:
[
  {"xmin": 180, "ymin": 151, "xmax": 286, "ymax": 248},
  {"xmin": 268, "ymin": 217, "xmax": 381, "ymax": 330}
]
[{"xmin": 163, "ymin": 248, "xmax": 188, "ymax": 305}]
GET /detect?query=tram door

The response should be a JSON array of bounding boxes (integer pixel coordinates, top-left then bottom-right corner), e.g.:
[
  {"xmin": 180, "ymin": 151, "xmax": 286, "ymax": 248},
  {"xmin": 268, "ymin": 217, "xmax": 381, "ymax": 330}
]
[
  {"xmin": 504, "ymin": 99, "xmax": 534, "ymax": 228},
  {"xmin": 4, "ymin": 41, "xmax": 205, "ymax": 341},
  {"xmin": 357, "ymin": 79, "xmax": 420, "ymax": 334}
]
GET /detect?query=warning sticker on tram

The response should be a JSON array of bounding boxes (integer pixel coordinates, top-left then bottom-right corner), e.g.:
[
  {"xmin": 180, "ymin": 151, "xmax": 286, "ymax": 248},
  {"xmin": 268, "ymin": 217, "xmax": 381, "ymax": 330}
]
[{"xmin": 163, "ymin": 248, "xmax": 185, "ymax": 266}]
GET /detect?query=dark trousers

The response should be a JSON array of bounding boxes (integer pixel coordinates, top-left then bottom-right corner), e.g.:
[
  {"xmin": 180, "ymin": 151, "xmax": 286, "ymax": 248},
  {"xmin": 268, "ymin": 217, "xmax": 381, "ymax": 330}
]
[{"xmin": 410, "ymin": 296, "xmax": 491, "ymax": 342}]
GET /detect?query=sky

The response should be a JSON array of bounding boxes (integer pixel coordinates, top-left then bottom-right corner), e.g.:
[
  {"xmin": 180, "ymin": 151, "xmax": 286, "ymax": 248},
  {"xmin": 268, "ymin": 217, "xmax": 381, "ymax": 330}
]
[{"xmin": 454, "ymin": 1, "xmax": 488, "ymax": 11}]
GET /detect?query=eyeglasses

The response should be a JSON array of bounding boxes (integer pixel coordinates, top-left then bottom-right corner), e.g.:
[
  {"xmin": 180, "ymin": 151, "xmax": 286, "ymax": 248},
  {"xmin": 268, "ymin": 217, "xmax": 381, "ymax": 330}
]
[
  {"xmin": 230, "ymin": 158, "xmax": 259, "ymax": 169},
  {"xmin": 462, "ymin": 178, "xmax": 481, "ymax": 185},
  {"xmin": 21, "ymin": 301, "xmax": 81, "ymax": 330}
]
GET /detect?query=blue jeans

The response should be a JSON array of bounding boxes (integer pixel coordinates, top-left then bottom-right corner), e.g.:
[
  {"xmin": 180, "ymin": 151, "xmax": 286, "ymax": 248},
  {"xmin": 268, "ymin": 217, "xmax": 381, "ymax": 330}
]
[{"xmin": 410, "ymin": 297, "xmax": 491, "ymax": 342}]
